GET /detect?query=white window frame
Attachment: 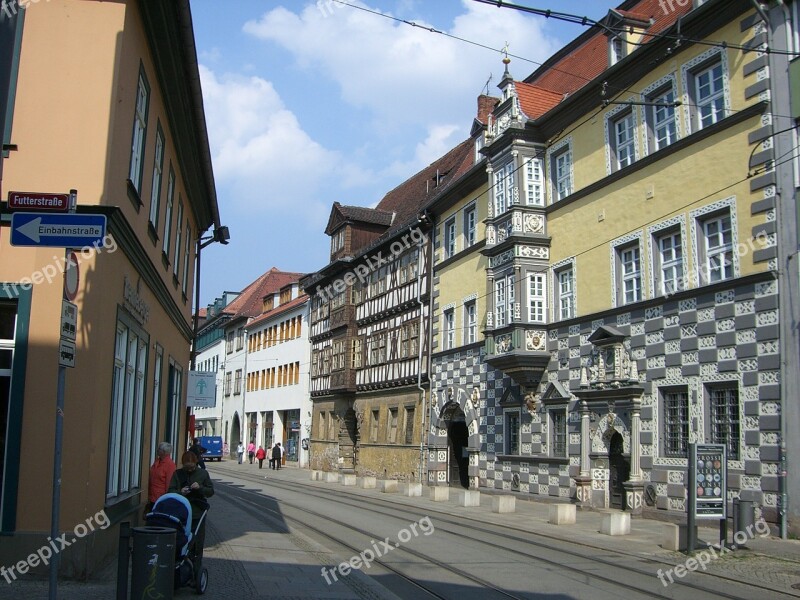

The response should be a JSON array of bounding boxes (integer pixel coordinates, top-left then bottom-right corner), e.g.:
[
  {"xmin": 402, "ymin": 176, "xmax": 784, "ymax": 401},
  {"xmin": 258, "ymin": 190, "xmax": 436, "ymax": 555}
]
[
  {"xmin": 128, "ymin": 69, "xmax": 149, "ymax": 193},
  {"xmin": 524, "ymin": 157, "xmax": 544, "ymax": 206},
  {"xmin": 162, "ymin": 167, "xmax": 174, "ymax": 257},
  {"xmin": 549, "ymin": 407, "xmax": 567, "ymax": 458},
  {"xmin": 528, "ymin": 272, "xmax": 546, "ymax": 323},
  {"xmin": 182, "ymin": 223, "xmax": 191, "ymax": 295},
  {"xmin": 493, "ymin": 161, "xmax": 514, "ymax": 216},
  {"xmin": 495, "ymin": 278, "xmax": 506, "ymax": 328},
  {"xmin": 149, "ymin": 125, "xmax": 164, "ymax": 229},
  {"xmin": 657, "ymin": 229, "xmax": 683, "ymax": 296},
  {"xmin": 620, "ymin": 245, "xmax": 642, "ymax": 305},
  {"xmin": 611, "ymin": 233, "xmax": 644, "ymax": 307},
  {"xmin": 445, "ymin": 217, "xmax": 456, "ymax": 258},
  {"xmin": 690, "ymin": 198, "xmax": 738, "ymax": 287},
  {"xmin": 173, "ymin": 200, "xmax": 183, "ymax": 277},
  {"xmin": 464, "ymin": 300, "xmax": 477, "ymax": 345},
  {"xmin": 682, "ymin": 48, "xmax": 730, "ymax": 134},
  {"xmin": 609, "ymin": 34, "xmax": 626, "ymax": 66},
  {"xmin": 604, "ymin": 100, "xmax": 639, "ymax": 174},
  {"xmin": 547, "ymin": 137, "xmax": 573, "ymax": 203},
  {"xmin": 464, "ymin": 203, "xmax": 477, "ymax": 247},
  {"xmin": 149, "ymin": 344, "xmax": 163, "ymax": 463},
  {"xmin": 504, "ymin": 409, "xmax": 521, "ymax": 455},
  {"xmin": 443, "ymin": 308, "xmax": 455, "ymax": 350}
]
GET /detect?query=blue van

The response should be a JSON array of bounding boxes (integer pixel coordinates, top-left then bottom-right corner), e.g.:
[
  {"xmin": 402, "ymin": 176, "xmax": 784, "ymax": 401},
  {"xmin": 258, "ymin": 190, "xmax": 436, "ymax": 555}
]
[{"xmin": 198, "ymin": 436, "xmax": 223, "ymax": 461}]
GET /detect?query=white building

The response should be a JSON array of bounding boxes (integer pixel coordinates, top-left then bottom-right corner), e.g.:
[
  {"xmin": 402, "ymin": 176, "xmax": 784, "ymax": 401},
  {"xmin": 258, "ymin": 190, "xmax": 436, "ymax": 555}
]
[
  {"xmin": 193, "ymin": 292, "xmax": 240, "ymax": 440},
  {"xmin": 244, "ymin": 284, "xmax": 312, "ymax": 467}
]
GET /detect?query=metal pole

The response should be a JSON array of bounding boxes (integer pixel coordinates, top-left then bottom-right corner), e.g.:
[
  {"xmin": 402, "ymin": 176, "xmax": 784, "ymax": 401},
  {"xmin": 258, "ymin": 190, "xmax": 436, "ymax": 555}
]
[
  {"xmin": 687, "ymin": 443, "xmax": 696, "ymax": 555},
  {"xmin": 49, "ymin": 188, "xmax": 76, "ymax": 599}
]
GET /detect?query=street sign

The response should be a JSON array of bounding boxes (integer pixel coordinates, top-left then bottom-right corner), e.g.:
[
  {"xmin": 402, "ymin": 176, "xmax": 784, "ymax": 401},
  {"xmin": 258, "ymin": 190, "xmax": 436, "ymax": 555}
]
[
  {"xmin": 60, "ymin": 300, "xmax": 77, "ymax": 341},
  {"xmin": 63, "ymin": 251, "xmax": 79, "ymax": 301},
  {"xmin": 7, "ymin": 191, "xmax": 69, "ymax": 212},
  {"xmin": 10, "ymin": 212, "xmax": 106, "ymax": 247},
  {"xmin": 58, "ymin": 339, "xmax": 75, "ymax": 368},
  {"xmin": 187, "ymin": 371, "xmax": 216, "ymax": 408}
]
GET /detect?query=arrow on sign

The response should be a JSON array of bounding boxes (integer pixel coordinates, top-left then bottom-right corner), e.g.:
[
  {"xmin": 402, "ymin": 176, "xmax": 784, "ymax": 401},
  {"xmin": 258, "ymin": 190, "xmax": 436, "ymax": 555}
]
[{"xmin": 16, "ymin": 216, "xmax": 104, "ymax": 243}]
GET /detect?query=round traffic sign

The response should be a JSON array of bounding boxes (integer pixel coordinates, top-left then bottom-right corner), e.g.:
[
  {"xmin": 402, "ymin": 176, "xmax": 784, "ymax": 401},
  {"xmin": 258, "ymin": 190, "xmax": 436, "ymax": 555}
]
[{"xmin": 64, "ymin": 251, "xmax": 79, "ymax": 301}]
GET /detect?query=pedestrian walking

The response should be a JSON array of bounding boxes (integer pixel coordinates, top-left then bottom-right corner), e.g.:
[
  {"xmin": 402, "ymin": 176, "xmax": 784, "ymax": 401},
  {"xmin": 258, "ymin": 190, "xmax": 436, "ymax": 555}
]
[
  {"xmin": 247, "ymin": 440, "xmax": 256, "ymax": 464},
  {"xmin": 236, "ymin": 442, "xmax": 244, "ymax": 464},
  {"xmin": 255, "ymin": 445, "xmax": 266, "ymax": 469},
  {"xmin": 271, "ymin": 442, "xmax": 282, "ymax": 470},
  {"xmin": 145, "ymin": 442, "xmax": 175, "ymax": 517},
  {"xmin": 188, "ymin": 437, "xmax": 207, "ymax": 470}
]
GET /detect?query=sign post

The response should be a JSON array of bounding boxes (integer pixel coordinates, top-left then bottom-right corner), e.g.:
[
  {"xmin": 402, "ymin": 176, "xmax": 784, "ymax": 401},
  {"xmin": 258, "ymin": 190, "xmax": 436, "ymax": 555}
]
[
  {"xmin": 187, "ymin": 371, "xmax": 216, "ymax": 408},
  {"xmin": 687, "ymin": 443, "xmax": 727, "ymax": 554}
]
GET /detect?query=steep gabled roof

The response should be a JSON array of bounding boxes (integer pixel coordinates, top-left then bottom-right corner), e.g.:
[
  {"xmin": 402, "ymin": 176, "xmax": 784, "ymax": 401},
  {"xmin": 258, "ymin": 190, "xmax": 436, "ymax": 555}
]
[
  {"xmin": 247, "ymin": 294, "xmax": 309, "ymax": 329},
  {"xmin": 324, "ymin": 202, "xmax": 395, "ymax": 235},
  {"xmin": 223, "ymin": 267, "xmax": 304, "ymax": 321},
  {"xmin": 516, "ymin": 82, "xmax": 565, "ymax": 120}
]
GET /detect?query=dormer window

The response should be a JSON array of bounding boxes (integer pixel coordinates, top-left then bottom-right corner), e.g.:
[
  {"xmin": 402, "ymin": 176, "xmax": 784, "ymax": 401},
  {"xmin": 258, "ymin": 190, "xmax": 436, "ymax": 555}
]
[
  {"xmin": 330, "ymin": 228, "xmax": 345, "ymax": 254},
  {"xmin": 609, "ymin": 34, "xmax": 626, "ymax": 66}
]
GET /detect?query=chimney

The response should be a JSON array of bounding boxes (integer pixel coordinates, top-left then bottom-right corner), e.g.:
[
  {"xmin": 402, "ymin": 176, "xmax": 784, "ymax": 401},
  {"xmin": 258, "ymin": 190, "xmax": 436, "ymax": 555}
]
[{"xmin": 477, "ymin": 95, "xmax": 498, "ymax": 125}]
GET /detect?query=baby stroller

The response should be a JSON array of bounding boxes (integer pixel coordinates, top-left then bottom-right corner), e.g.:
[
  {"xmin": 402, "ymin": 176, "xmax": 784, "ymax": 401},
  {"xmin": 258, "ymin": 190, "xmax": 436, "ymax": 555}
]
[{"xmin": 146, "ymin": 493, "xmax": 209, "ymax": 595}]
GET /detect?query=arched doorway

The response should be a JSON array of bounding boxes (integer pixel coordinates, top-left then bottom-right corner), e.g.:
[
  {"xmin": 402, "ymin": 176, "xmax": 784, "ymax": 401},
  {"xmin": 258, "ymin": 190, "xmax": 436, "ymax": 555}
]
[
  {"xmin": 230, "ymin": 413, "xmax": 241, "ymax": 457},
  {"xmin": 608, "ymin": 431, "xmax": 629, "ymax": 509},
  {"xmin": 442, "ymin": 402, "xmax": 469, "ymax": 488}
]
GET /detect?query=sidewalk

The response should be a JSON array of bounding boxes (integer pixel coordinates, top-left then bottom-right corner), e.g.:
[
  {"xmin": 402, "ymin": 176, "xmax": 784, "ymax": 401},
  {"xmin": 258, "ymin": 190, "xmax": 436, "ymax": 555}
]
[{"xmin": 214, "ymin": 461, "xmax": 800, "ymax": 597}]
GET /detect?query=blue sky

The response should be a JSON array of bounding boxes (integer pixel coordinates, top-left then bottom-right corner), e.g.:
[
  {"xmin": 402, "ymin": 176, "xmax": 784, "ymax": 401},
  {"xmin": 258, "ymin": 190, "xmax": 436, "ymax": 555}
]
[{"xmin": 190, "ymin": 0, "xmax": 610, "ymax": 306}]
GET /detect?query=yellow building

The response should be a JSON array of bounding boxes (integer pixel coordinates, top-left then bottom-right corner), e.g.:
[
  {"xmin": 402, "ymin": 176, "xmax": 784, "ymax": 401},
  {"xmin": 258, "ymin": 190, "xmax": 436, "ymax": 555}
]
[
  {"xmin": 425, "ymin": 0, "xmax": 792, "ymax": 527},
  {"xmin": 0, "ymin": 1, "xmax": 220, "ymax": 576}
]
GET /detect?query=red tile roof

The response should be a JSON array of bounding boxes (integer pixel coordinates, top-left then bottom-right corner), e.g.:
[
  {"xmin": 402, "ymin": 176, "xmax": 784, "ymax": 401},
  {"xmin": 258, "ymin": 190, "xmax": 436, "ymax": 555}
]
[
  {"xmin": 223, "ymin": 267, "xmax": 304, "ymax": 320},
  {"xmin": 247, "ymin": 294, "xmax": 309, "ymax": 328},
  {"xmin": 516, "ymin": 82, "xmax": 564, "ymax": 120},
  {"xmin": 521, "ymin": 0, "xmax": 693, "ymax": 111}
]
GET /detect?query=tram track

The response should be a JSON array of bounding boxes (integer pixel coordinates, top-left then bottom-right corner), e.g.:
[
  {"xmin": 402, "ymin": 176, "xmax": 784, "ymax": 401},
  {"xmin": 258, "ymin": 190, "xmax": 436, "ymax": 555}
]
[{"xmin": 211, "ymin": 467, "xmax": 793, "ymax": 599}]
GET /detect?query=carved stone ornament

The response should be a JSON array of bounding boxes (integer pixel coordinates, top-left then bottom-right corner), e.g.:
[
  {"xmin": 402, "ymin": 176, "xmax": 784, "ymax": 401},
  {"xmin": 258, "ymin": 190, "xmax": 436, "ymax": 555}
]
[
  {"xmin": 518, "ymin": 245, "xmax": 549, "ymax": 259},
  {"xmin": 525, "ymin": 330, "xmax": 546, "ymax": 351},
  {"xmin": 525, "ymin": 392, "xmax": 540, "ymax": 415},
  {"xmin": 486, "ymin": 224, "xmax": 496, "ymax": 245},
  {"xmin": 495, "ymin": 334, "xmax": 513, "ymax": 353},
  {"xmin": 523, "ymin": 214, "xmax": 544, "ymax": 234}
]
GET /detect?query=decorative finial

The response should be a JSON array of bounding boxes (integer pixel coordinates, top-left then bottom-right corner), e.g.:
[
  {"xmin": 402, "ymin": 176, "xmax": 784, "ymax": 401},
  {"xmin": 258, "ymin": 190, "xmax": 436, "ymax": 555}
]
[{"xmin": 502, "ymin": 41, "xmax": 511, "ymax": 65}]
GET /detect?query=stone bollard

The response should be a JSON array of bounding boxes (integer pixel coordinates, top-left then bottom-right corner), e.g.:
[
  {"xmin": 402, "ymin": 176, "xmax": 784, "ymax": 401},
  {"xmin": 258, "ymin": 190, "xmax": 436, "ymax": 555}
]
[
  {"xmin": 458, "ymin": 490, "xmax": 481, "ymax": 507},
  {"xmin": 401, "ymin": 483, "xmax": 422, "ymax": 497},
  {"xmin": 429, "ymin": 487, "xmax": 450, "ymax": 502},
  {"xmin": 661, "ymin": 523, "xmax": 696, "ymax": 551},
  {"xmin": 324, "ymin": 472, "xmax": 339, "ymax": 483},
  {"xmin": 341, "ymin": 474, "xmax": 357, "ymax": 486},
  {"xmin": 358, "ymin": 476, "xmax": 377, "ymax": 489},
  {"xmin": 548, "ymin": 504, "xmax": 576, "ymax": 525},
  {"xmin": 600, "ymin": 512, "xmax": 630, "ymax": 536},
  {"xmin": 380, "ymin": 480, "xmax": 398, "ymax": 493},
  {"xmin": 492, "ymin": 495, "xmax": 516, "ymax": 514},
  {"xmin": 310, "ymin": 471, "xmax": 321, "ymax": 481}
]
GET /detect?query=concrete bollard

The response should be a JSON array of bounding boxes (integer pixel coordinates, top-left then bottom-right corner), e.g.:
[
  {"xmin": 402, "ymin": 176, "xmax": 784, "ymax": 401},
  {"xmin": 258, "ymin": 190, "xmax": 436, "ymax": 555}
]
[
  {"xmin": 548, "ymin": 504, "xmax": 576, "ymax": 525},
  {"xmin": 458, "ymin": 490, "xmax": 481, "ymax": 507},
  {"xmin": 661, "ymin": 523, "xmax": 696, "ymax": 551},
  {"xmin": 324, "ymin": 472, "xmax": 339, "ymax": 483},
  {"xmin": 358, "ymin": 476, "xmax": 377, "ymax": 489},
  {"xmin": 341, "ymin": 474, "xmax": 357, "ymax": 486},
  {"xmin": 401, "ymin": 483, "xmax": 423, "ymax": 497},
  {"xmin": 380, "ymin": 480, "xmax": 398, "ymax": 493},
  {"xmin": 310, "ymin": 471, "xmax": 321, "ymax": 481},
  {"xmin": 429, "ymin": 487, "xmax": 450, "ymax": 502},
  {"xmin": 492, "ymin": 495, "xmax": 516, "ymax": 514},
  {"xmin": 600, "ymin": 512, "xmax": 630, "ymax": 536}
]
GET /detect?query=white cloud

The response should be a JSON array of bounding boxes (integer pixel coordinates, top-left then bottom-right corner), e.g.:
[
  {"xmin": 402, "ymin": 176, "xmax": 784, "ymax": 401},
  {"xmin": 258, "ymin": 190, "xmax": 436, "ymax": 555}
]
[
  {"xmin": 382, "ymin": 123, "xmax": 462, "ymax": 181},
  {"xmin": 199, "ymin": 65, "xmax": 341, "ymax": 215},
  {"xmin": 243, "ymin": 0, "xmax": 560, "ymax": 135}
]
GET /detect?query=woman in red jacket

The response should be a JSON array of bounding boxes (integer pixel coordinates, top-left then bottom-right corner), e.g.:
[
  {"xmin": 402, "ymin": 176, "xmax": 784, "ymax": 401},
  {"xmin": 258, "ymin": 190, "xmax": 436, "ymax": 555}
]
[{"xmin": 255, "ymin": 445, "xmax": 267, "ymax": 469}]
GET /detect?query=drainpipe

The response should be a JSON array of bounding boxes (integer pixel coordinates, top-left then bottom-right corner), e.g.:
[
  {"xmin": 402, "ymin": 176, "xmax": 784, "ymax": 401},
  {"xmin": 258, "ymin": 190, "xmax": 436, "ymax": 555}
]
[{"xmin": 416, "ymin": 213, "xmax": 432, "ymax": 484}]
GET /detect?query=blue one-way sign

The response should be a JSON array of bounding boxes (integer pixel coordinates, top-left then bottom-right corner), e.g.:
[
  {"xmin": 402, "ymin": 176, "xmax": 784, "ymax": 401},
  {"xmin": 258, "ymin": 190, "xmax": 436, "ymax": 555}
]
[{"xmin": 10, "ymin": 212, "xmax": 106, "ymax": 247}]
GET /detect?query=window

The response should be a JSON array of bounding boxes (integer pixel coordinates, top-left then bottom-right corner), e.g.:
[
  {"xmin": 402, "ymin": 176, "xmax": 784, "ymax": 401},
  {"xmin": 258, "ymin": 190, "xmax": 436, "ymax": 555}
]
[
  {"xmin": 331, "ymin": 228, "xmax": 345, "ymax": 254},
  {"xmin": 524, "ymin": 157, "xmax": 544, "ymax": 206},
  {"xmin": 236, "ymin": 327, "xmax": 244, "ymax": 351},
  {"xmin": 332, "ymin": 339, "xmax": 345, "ymax": 371},
  {"xmin": 618, "ymin": 244, "xmax": 642, "ymax": 305},
  {"xmin": 370, "ymin": 410, "xmax": 379, "ymax": 442},
  {"xmin": 506, "ymin": 411, "xmax": 520, "ymax": 455},
  {"xmin": 182, "ymin": 223, "xmax": 191, "ymax": 295},
  {"xmin": 551, "ymin": 409, "xmax": 567, "ymax": 457},
  {"xmin": 710, "ymin": 387, "xmax": 740, "ymax": 460},
  {"xmin": 649, "ymin": 87, "xmax": 677, "ymax": 151},
  {"xmin": 655, "ymin": 230, "xmax": 683, "ymax": 296},
  {"xmin": 149, "ymin": 345, "xmax": 162, "ymax": 462},
  {"xmin": 443, "ymin": 309, "xmax": 455, "ymax": 350},
  {"xmin": 464, "ymin": 204, "xmax": 477, "ymax": 247},
  {"xmin": 351, "ymin": 337, "xmax": 363, "ymax": 369},
  {"xmin": 553, "ymin": 148, "xmax": 572, "ymax": 201},
  {"xmin": 494, "ymin": 275, "xmax": 514, "ymax": 327},
  {"xmin": 165, "ymin": 361, "xmax": 183, "ymax": 462},
  {"xmin": 528, "ymin": 273, "xmax": 546, "ymax": 323},
  {"xmin": 464, "ymin": 301, "xmax": 477, "ymax": 345},
  {"xmin": 388, "ymin": 408, "xmax": 398, "ymax": 443},
  {"xmin": 610, "ymin": 111, "xmax": 636, "ymax": 171},
  {"xmin": 128, "ymin": 68, "xmax": 150, "ymax": 193},
  {"xmin": 445, "ymin": 217, "xmax": 456, "ymax": 258},
  {"xmin": 556, "ymin": 267, "xmax": 575, "ymax": 320},
  {"xmin": 493, "ymin": 161, "xmax": 514, "ymax": 215},
  {"xmin": 319, "ymin": 411, "xmax": 327, "ymax": 439},
  {"xmin": 163, "ymin": 168, "xmax": 175, "ymax": 257},
  {"xmin": 609, "ymin": 34, "xmax": 625, "ymax": 65},
  {"xmin": 173, "ymin": 200, "xmax": 183, "ymax": 277},
  {"xmin": 149, "ymin": 125, "xmax": 164, "ymax": 229},
  {"xmin": 404, "ymin": 407, "xmax": 415, "ymax": 445},
  {"xmin": 107, "ymin": 317, "xmax": 148, "ymax": 499},
  {"xmin": 224, "ymin": 371, "xmax": 231, "ymax": 396},
  {"xmin": 695, "ymin": 61, "xmax": 725, "ymax": 130},
  {"xmin": 664, "ymin": 389, "xmax": 689, "ymax": 457},
  {"xmin": 234, "ymin": 369, "xmax": 242, "ymax": 395},
  {"xmin": 702, "ymin": 213, "xmax": 733, "ymax": 283}
]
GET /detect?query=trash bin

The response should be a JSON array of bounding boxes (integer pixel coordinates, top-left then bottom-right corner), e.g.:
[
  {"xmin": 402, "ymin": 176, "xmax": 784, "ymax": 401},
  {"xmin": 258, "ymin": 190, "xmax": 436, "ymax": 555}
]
[
  {"xmin": 733, "ymin": 498, "xmax": 755, "ymax": 548},
  {"xmin": 130, "ymin": 526, "xmax": 175, "ymax": 600}
]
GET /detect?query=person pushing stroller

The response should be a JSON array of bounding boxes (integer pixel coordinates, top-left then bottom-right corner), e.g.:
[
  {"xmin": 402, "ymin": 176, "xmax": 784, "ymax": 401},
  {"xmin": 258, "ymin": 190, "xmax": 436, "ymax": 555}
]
[{"xmin": 169, "ymin": 451, "xmax": 214, "ymax": 564}]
